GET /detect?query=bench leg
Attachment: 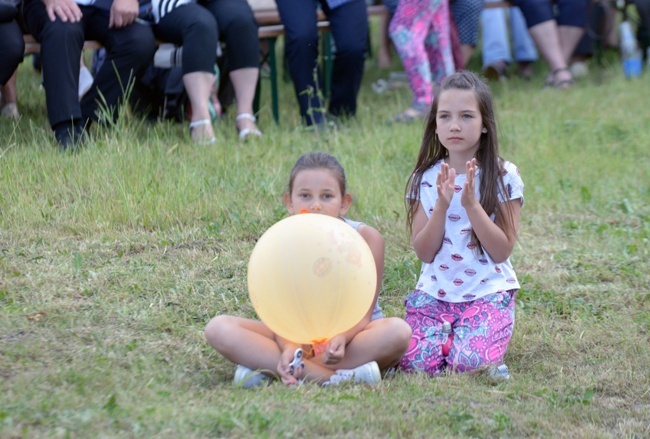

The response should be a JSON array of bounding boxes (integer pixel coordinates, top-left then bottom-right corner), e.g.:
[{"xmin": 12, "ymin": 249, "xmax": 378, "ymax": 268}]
[
  {"xmin": 269, "ymin": 38, "xmax": 280, "ymax": 124},
  {"xmin": 321, "ymin": 31, "xmax": 333, "ymax": 101}
]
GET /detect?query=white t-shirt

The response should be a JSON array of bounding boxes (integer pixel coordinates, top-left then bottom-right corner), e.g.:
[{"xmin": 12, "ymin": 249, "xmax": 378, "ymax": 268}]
[{"xmin": 414, "ymin": 159, "xmax": 524, "ymax": 303}]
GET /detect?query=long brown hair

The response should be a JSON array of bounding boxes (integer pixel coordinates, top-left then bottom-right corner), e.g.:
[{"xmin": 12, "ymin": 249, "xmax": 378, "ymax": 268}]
[{"xmin": 404, "ymin": 71, "xmax": 516, "ymax": 253}]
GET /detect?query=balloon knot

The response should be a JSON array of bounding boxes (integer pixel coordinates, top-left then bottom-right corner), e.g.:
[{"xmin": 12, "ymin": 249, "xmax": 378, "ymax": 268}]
[{"xmin": 311, "ymin": 340, "xmax": 328, "ymax": 356}]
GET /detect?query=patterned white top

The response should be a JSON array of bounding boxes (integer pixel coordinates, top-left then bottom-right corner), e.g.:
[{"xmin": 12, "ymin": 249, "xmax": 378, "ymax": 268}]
[{"xmin": 414, "ymin": 160, "xmax": 524, "ymax": 303}]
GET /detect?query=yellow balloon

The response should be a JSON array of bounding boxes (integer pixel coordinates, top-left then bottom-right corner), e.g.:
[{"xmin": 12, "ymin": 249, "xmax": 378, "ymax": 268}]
[{"xmin": 247, "ymin": 214, "xmax": 377, "ymax": 345}]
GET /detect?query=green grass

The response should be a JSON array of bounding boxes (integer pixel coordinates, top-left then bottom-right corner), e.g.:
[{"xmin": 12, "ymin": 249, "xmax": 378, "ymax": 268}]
[{"xmin": 1, "ymin": 41, "xmax": 649, "ymax": 437}]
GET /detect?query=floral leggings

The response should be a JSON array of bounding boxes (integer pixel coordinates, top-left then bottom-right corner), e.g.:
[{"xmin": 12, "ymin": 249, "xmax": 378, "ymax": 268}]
[
  {"xmin": 400, "ymin": 289, "xmax": 516, "ymax": 375},
  {"xmin": 388, "ymin": 0, "xmax": 454, "ymax": 110}
]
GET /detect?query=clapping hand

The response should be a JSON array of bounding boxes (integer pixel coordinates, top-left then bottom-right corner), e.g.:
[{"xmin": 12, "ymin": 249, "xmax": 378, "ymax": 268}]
[
  {"xmin": 461, "ymin": 159, "xmax": 480, "ymax": 209},
  {"xmin": 436, "ymin": 161, "xmax": 456, "ymax": 209}
]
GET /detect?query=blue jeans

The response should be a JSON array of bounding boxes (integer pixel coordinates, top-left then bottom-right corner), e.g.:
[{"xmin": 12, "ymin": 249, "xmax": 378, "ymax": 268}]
[{"xmin": 481, "ymin": 1, "xmax": 537, "ymax": 67}]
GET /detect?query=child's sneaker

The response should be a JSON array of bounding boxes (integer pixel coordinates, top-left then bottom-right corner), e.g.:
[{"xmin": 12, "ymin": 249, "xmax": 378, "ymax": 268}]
[
  {"xmin": 233, "ymin": 365, "xmax": 271, "ymax": 388},
  {"xmin": 325, "ymin": 361, "xmax": 381, "ymax": 386}
]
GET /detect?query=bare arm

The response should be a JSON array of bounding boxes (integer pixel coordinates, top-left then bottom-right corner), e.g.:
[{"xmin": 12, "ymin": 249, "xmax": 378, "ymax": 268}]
[
  {"xmin": 321, "ymin": 224, "xmax": 383, "ymax": 365},
  {"xmin": 462, "ymin": 159, "xmax": 521, "ymax": 263},
  {"xmin": 412, "ymin": 163, "xmax": 455, "ymax": 263}
]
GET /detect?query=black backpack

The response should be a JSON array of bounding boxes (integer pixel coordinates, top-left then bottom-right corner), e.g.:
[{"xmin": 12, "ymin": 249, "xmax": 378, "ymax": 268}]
[{"xmin": 136, "ymin": 65, "xmax": 188, "ymax": 122}]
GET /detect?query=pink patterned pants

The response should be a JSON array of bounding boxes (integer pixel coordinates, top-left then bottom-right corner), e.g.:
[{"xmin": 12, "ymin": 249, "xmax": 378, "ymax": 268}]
[
  {"xmin": 400, "ymin": 289, "xmax": 516, "ymax": 375},
  {"xmin": 388, "ymin": 0, "xmax": 455, "ymax": 109}
]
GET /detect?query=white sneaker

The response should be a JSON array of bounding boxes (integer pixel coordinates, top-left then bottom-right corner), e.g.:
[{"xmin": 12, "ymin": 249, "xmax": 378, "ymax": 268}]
[
  {"xmin": 233, "ymin": 365, "xmax": 271, "ymax": 389},
  {"xmin": 325, "ymin": 361, "xmax": 381, "ymax": 386}
]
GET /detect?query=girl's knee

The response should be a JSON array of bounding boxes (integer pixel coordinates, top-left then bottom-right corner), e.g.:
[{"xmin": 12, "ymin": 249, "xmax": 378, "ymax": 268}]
[
  {"xmin": 389, "ymin": 317, "xmax": 413, "ymax": 345},
  {"xmin": 204, "ymin": 314, "xmax": 237, "ymax": 347}
]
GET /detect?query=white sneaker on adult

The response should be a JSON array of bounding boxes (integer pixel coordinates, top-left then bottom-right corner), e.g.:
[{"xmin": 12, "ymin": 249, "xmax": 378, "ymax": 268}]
[
  {"xmin": 233, "ymin": 365, "xmax": 271, "ymax": 388},
  {"xmin": 325, "ymin": 361, "xmax": 381, "ymax": 386}
]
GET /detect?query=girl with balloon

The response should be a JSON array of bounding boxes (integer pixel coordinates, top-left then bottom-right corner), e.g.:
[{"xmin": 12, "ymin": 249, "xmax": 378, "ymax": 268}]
[
  {"xmin": 205, "ymin": 152, "xmax": 412, "ymax": 387},
  {"xmin": 401, "ymin": 71, "xmax": 524, "ymax": 377}
]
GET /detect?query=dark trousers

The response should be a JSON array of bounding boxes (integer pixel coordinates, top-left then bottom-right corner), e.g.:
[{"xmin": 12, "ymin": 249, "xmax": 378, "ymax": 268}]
[
  {"xmin": 514, "ymin": 0, "xmax": 589, "ymax": 29},
  {"xmin": 154, "ymin": 3, "xmax": 218, "ymax": 75},
  {"xmin": 275, "ymin": 0, "xmax": 368, "ymax": 125},
  {"xmin": 201, "ymin": 0, "xmax": 259, "ymax": 71},
  {"xmin": 0, "ymin": 20, "xmax": 24, "ymax": 85},
  {"xmin": 23, "ymin": 0, "xmax": 156, "ymax": 128}
]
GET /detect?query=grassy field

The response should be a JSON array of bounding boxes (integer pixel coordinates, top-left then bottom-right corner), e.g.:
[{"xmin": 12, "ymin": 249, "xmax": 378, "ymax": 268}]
[{"xmin": 1, "ymin": 38, "xmax": 649, "ymax": 437}]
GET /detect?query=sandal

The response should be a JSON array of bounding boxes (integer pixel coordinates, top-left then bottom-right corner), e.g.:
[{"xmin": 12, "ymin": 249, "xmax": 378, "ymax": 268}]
[
  {"xmin": 236, "ymin": 113, "xmax": 262, "ymax": 141},
  {"xmin": 543, "ymin": 68, "xmax": 575, "ymax": 90},
  {"xmin": 390, "ymin": 105, "xmax": 428, "ymax": 124},
  {"xmin": 189, "ymin": 119, "xmax": 216, "ymax": 144}
]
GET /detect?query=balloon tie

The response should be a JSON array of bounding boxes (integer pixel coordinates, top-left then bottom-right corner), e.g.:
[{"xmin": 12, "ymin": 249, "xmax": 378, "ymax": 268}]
[{"xmin": 311, "ymin": 340, "xmax": 328, "ymax": 357}]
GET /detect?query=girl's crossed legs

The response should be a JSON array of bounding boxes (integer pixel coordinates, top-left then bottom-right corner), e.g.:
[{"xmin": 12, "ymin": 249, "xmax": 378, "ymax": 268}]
[{"xmin": 205, "ymin": 314, "xmax": 411, "ymax": 385}]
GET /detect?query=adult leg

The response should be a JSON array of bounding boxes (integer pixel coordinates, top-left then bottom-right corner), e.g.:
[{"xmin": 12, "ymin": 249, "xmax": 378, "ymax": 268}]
[
  {"xmin": 321, "ymin": 0, "xmax": 368, "ymax": 119},
  {"xmin": 0, "ymin": 20, "xmax": 23, "ymax": 120},
  {"xmin": 275, "ymin": 0, "xmax": 323, "ymax": 125},
  {"xmin": 0, "ymin": 20, "xmax": 24, "ymax": 86},
  {"xmin": 377, "ymin": 5, "xmax": 393, "ymax": 68},
  {"xmin": 510, "ymin": 5, "xmax": 537, "ymax": 63},
  {"xmin": 481, "ymin": 2, "xmax": 511, "ymax": 80},
  {"xmin": 203, "ymin": 0, "xmax": 261, "ymax": 136},
  {"xmin": 555, "ymin": 0, "xmax": 589, "ymax": 63},
  {"xmin": 83, "ymin": 10, "xmax": 156, "ymax": 125},
  {"xmin": 0, "ymin": 71, "xmax": 19, "ymax": 120},
  {"xmin": 155, "ymin": 4, "xmax": 218, "ymax": 143},
  {"xmin": 516, "ymin": 0, "xmax": 573, "ymax": 87},
  {"xmin": 23, "ymin": 0, "xmax": 86, "ymax": 145},
  {"xmin": 450, "ymin": 0, "xmax": 484, "ymax": 67},
  {"xmin": 510, "ymin": 5, "xmax": 537, "ymax": 78}
]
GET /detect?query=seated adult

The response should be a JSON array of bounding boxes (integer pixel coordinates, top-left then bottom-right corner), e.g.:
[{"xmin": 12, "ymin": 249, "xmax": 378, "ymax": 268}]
[
  {"xmin": 0, "ymin": 1, "xmax": 24, "ymax": 120},
  {"xmin": 201, "ymin": 0, "xmax": 262, "ymax": 139},
  {"xmin": 23, "ymin": 0, "xmax": 156, "ymax": 149},
  {"xmin": 512, "ymin": 0, "xmax": 589, "ymax": 89},
  {"xmin": 274, "ymin": 0, "xmax": 368, "ymax": 127}
]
